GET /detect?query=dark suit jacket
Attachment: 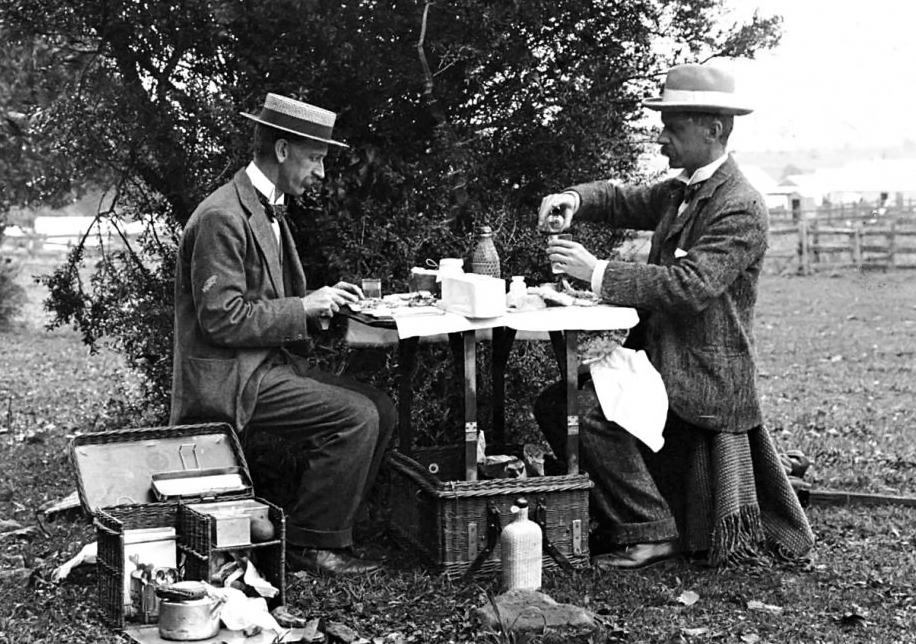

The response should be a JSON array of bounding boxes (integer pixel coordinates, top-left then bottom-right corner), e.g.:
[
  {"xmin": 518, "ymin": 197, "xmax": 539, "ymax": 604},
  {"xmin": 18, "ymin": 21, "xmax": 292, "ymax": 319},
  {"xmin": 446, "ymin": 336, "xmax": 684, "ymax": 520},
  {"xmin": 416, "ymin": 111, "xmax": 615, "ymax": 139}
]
[
  {"xmin": 170, "ymin": 168, "xmax": 310, "ymax": 429},
  {"xmin": 570, "ymin": 155, "xmax": 768, "ymax": 433}
]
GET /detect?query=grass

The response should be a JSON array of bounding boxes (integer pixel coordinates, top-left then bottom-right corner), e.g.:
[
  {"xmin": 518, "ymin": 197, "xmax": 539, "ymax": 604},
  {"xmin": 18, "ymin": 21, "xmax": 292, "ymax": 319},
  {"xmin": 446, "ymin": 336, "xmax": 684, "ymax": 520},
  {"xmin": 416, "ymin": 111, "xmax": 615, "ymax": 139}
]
[{"xmin": 1, "ymin": 254, "xmax": 915, "ymax": 643}]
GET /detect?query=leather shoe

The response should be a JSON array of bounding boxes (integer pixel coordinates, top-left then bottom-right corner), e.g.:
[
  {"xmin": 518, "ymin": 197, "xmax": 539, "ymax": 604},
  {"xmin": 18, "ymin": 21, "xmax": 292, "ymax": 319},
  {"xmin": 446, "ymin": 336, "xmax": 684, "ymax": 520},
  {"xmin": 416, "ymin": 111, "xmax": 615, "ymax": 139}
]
[
  {"xmin": 591, "ymin": 540, "xmax": 678, "ymax": 570},
  {"xmin": 287, "ymin": 548, "xmax": 381, "ymax": 576}
]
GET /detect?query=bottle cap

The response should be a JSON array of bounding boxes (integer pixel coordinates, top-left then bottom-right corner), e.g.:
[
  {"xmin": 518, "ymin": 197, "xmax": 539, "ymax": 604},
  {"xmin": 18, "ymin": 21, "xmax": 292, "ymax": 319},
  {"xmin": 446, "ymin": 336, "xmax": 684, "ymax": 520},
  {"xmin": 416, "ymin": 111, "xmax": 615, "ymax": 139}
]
[{"xmin": 476, "ymin": 225, "xmax": 493, "ymax": 235}]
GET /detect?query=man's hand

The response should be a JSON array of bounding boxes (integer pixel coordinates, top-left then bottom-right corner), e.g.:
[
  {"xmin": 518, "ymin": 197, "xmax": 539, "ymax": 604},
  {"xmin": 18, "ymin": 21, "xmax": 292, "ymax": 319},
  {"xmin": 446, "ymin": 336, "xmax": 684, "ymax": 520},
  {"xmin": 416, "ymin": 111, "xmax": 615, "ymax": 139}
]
[
  {"xmin": 546, "ymin": 236, "xmax": 598, "ymax": 283},
  {"xmin": 301, "ymin": 281, "xmax": 363, "ymax": 319},
  {"xmin": 537, "ymin": 192, "xmax": 578, "ymax": 232}
]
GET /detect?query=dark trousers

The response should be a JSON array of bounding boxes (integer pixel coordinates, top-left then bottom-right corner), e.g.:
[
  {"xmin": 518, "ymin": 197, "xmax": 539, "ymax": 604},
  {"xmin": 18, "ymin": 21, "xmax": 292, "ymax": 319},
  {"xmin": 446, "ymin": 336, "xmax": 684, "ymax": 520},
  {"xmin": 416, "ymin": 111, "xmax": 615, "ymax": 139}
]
[
  {"xmin": 534, "ymin": 377, "xmax": 679, "ymax": 546},
  {"xmin": 247, "ymin": 358, "xmax": 396, "ymax": 550}
]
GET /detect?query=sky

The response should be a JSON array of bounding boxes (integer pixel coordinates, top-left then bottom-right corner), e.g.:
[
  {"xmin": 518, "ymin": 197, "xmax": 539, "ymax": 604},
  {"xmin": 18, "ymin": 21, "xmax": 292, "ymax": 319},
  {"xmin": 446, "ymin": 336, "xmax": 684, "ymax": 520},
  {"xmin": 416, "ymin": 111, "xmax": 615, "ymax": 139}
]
[{"xmin": 718, "ymin": 0, "xmax": 914, "ymax": 153}]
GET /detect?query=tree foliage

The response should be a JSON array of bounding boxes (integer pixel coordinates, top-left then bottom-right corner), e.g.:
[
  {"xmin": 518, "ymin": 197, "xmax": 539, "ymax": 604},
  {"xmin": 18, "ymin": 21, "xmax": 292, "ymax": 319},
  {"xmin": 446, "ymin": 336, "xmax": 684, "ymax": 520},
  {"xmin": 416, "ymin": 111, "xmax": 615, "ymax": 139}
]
[{"xmin": 0, "ymin": 0, "xmax": 781, "ymax": 424}]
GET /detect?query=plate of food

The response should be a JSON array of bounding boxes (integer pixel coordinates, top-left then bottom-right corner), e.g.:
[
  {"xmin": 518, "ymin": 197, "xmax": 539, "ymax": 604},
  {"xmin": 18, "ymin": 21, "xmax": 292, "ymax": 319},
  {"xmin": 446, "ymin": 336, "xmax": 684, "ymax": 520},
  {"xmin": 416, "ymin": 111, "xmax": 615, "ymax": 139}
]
[{"xmin": 347, "ymin": 292, "xmax": 443, "ymax": 318}]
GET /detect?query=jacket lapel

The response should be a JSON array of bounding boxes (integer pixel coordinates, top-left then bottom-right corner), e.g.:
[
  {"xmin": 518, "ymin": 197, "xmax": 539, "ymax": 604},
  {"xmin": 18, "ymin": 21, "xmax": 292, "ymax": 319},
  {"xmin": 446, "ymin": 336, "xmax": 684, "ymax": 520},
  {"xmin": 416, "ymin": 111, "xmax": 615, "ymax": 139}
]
[
  {"xmin": 233, "ymin": 169, "xmax": 285, "ymax": 296},
  {"xmin": 662, "ymin": 155, "xmax": 737, "ymax": 244},
  {"xmin": 279, "ymin": 219, "xmax": 308, "ymax": 296}
]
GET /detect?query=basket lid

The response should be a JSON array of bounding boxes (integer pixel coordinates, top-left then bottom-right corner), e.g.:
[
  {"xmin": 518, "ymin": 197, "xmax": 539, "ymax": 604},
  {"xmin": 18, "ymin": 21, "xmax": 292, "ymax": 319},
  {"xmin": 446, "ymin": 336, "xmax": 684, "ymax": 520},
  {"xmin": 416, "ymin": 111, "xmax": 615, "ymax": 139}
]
[{"xmin": 69, "ymin": 423, "xmax": 251, "ymax": 515}]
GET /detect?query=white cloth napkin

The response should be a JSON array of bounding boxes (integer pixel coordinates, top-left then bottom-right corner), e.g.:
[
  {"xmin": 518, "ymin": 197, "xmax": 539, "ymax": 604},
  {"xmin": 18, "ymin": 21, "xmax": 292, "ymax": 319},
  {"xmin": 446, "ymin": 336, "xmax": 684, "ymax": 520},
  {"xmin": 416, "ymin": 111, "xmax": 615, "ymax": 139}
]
[{"xmin": 587, "ymin": 346, "xmax": 668, "ymax": 452}]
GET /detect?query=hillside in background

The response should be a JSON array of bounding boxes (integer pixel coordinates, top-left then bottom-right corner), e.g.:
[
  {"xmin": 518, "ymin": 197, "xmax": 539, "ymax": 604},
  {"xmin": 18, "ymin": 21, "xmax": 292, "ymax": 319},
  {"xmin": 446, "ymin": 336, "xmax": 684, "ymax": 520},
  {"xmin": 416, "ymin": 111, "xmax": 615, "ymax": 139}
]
[{"xmin": 735, "ymin": 140, "xmax": 916, "ymax": 182}]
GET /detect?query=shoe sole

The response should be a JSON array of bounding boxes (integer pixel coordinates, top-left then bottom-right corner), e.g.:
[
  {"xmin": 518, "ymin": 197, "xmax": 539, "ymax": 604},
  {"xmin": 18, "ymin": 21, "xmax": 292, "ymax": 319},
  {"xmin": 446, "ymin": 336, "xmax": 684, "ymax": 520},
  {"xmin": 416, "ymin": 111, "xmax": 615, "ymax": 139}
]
[{"xmin": 591, "ymin": 553, "xmax": 678, "ymax": 571}]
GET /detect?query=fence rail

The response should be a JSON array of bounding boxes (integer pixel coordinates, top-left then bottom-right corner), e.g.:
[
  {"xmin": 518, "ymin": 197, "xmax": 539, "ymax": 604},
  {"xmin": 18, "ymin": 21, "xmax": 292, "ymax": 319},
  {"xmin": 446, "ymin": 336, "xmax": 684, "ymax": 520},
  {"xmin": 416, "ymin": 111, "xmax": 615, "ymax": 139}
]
[
  {"xmin": 5, "ymin": 216, "xmax": 916, "ymax": 275},
  {"xmin": 767, "ymin": 220, "xmax": 916, "ymax": 274}
]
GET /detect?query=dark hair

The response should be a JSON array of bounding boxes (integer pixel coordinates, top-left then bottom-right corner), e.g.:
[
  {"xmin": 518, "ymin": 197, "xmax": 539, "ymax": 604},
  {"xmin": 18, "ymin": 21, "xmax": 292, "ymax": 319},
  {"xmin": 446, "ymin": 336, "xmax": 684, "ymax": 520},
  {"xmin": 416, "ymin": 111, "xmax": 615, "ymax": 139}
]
[
  {"xmin": 690, "ymin": 113, "xmax": 734, "ymax": 144},
  {"xmin": 252, "ymin": 123, "xmax": 309, "ymax": 160}
]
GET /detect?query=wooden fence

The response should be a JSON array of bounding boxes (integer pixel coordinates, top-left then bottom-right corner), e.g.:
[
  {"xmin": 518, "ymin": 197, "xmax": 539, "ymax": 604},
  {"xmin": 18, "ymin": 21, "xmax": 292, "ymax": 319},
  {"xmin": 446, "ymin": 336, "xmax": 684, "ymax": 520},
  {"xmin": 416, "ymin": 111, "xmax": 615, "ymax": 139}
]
[{"xmin": 767, "ymin": 220, "xmax": 916, "ymax": 274}]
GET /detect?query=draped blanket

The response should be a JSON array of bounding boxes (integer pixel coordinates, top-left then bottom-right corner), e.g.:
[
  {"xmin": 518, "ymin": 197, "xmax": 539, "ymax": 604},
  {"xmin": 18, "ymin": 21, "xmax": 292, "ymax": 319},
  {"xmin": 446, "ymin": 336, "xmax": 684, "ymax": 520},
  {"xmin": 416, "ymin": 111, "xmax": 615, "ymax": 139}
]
[{"xmin": 659, "ymin": 423, "xmax": 815, "ymax": 566}]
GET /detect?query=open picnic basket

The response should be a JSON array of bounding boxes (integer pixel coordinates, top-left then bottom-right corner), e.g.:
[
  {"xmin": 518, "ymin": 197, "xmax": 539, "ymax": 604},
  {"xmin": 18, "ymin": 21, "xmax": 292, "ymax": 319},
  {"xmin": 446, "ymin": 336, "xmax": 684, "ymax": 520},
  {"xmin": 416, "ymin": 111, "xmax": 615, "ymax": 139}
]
[{"xmin": 69, "ymin": 422, "xmax": 285, "ymax": 629}]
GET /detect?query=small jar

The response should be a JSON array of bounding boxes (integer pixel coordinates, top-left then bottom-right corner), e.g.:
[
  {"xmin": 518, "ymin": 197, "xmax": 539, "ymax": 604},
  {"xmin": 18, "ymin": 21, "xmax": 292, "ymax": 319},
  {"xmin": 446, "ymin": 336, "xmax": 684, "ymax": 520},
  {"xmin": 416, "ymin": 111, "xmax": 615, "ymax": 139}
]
[
  {"xmin": 507, "ymin": 276, "xmax": 527, "ymax": 308},
  {"xmin": 437, "ymin": 257, "xmax": 464, "ymax": 282}
]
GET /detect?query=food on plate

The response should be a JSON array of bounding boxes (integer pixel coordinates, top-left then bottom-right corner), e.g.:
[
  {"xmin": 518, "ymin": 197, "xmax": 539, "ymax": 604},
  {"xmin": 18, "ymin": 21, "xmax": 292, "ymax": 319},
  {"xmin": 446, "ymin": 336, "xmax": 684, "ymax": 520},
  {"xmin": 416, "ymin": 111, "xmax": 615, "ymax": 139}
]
[
  {"xmin": 528, "ymin": 283, "xmax": 599, "ymax": 307},
  {"xmin": 509, "ymin": 293, "xmax": 548, "ymax": 312},
  {"xmin": 348, "ymin": 291, "xmax": 437, "ymax": 312}
]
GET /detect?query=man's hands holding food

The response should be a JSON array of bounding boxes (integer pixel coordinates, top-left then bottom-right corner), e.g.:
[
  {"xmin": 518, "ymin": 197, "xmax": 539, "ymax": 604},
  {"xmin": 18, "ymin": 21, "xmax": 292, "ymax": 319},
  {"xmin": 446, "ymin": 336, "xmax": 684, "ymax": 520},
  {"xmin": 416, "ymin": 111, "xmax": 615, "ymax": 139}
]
[{"xmin": 301, "ymin": 281, "xmax": 364, "ymax": 320}]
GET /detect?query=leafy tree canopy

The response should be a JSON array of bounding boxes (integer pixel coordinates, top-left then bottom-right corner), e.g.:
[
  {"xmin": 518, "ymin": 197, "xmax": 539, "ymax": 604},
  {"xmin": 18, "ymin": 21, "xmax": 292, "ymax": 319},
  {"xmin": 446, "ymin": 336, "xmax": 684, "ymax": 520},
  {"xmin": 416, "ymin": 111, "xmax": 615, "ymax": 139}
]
[{"xmin": 0, "ymin": 0, "xmax": 781, "ymax": 420}]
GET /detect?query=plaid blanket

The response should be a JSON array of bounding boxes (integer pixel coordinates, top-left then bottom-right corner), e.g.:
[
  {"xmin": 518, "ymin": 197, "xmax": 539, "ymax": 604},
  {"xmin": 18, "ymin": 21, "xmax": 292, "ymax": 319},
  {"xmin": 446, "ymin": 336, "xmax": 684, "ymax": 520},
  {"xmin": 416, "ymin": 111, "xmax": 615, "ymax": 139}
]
[{"xmin": 661, "ymin": 423, "xmax": 815, "ymax": 565}]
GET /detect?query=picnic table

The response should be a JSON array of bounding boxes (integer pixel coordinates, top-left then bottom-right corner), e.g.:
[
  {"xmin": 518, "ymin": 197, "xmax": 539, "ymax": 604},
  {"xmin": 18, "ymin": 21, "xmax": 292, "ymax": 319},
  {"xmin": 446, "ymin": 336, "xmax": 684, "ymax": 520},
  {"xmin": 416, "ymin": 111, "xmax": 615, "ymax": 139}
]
[{"xmin": 342, "ymin": 302, "xmax": 639, "ymax": 480}]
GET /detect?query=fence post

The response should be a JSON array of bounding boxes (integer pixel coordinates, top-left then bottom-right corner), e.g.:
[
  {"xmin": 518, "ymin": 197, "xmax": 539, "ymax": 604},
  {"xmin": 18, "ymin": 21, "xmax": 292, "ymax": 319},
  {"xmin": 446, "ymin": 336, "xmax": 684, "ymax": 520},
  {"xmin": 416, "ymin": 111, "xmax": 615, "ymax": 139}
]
[
  {"xmin": 888, "ymin": 221, "xmax": 896, "ymax": 269},
  {"xmin": 798, "ymin": 219, "xmax": 810, "ymax": 275},
  {"xmin": 852, "ymin": 223, "xmax": 862, "ymax": 268}
]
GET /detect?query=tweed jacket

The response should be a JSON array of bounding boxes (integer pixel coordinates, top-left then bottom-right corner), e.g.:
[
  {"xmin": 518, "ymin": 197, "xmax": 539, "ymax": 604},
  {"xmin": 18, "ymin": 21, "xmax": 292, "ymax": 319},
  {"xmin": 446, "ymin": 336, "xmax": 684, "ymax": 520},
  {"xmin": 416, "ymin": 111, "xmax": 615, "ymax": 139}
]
[
  {"xmin": 569, "ymin": 155, "xmax": 768, "ymax": 433},
  {"xmin": 170, "ymin": 168, "xmax": 310, "ymax": 430}
]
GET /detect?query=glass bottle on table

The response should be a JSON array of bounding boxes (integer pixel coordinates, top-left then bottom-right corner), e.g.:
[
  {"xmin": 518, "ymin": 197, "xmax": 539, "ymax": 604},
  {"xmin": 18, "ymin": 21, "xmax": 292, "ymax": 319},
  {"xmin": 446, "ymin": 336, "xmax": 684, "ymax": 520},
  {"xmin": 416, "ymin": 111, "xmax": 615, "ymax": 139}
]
[
  {"xmin": 545, "ymin": 207, "xmax": 570, "ymax": 282},
  {"xmin": 469, "ymin": 225, "xmax": 501, "ymax": 278}
]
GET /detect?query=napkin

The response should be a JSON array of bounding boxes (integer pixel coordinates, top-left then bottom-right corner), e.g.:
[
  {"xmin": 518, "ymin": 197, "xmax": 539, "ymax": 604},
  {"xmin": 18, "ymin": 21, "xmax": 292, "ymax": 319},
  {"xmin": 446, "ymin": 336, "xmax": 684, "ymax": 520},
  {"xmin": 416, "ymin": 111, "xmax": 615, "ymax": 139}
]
[{"xmin": 587, "ymin": 346, "xmax": 668, "ymax": 452}]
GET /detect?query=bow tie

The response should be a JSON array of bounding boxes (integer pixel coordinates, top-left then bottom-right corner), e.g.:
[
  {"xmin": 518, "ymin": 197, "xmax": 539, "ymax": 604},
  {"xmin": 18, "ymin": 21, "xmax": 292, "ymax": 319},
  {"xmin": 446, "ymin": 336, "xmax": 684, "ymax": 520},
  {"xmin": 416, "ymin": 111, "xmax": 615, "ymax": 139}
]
[
  {"xmin": 257, "ymin": 193, "xmax": 287, "ymax": 222},
  {"xmin": 683, "ymin": 182, "xmax": 703, "ymax": 204}
]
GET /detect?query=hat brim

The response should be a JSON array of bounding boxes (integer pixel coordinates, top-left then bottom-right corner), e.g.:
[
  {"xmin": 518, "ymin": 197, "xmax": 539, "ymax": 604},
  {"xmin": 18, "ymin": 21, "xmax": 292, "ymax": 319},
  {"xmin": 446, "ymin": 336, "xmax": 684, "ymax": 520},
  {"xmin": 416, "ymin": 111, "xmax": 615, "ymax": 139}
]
[
  {"xmin": 240, "ymin": 112, "xmax": 350, "ymax": 148},
  {"xmin": 641, "ymin": 98, "xmax": 753, "ymax": 116}
]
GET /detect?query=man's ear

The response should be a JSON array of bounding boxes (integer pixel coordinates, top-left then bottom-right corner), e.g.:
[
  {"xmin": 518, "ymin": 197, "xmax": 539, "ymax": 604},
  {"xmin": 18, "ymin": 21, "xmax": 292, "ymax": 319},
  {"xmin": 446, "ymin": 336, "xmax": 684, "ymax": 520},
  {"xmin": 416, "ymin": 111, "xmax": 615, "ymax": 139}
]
[
  {"xmin": 274, "ymin": 138, "xmax": 290, "ymax": 163},
  {"xmin": 707, "ymin": 119, "xmax": 724, "ymax": 142}
]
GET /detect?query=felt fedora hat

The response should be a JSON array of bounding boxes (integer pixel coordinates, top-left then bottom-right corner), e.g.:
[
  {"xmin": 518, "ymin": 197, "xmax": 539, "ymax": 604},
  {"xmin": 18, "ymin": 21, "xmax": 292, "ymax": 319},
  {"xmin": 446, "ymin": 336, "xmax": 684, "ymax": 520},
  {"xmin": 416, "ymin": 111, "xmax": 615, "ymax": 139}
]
[
  {"xmin": 642, "ymin": 64, "xmax": 752, "ymax": 116},
  {"xmin": 241, "ymin": 93, "xmax": 349, "ymax": 147}
]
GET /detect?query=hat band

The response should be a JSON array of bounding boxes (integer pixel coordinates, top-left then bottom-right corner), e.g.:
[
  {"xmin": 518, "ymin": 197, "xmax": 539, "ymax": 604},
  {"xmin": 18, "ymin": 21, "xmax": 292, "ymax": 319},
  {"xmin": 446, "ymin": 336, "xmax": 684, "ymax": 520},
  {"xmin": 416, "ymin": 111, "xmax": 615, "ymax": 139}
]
[
  {"xmin": 257, "ymin": 106, "xmax": 335, "ymax": 141},
  {"xmin": 661, "ymin": 88, "xmax": 741, "ymax": 106}
]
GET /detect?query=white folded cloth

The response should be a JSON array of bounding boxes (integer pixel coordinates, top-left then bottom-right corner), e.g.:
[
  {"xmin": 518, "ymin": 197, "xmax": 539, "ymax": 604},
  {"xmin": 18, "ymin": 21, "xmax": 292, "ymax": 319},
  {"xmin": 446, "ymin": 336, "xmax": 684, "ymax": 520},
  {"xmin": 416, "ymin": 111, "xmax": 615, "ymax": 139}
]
[{"xmin": 587, "ymin": 346, "xmax": 668, "ymax": 452}]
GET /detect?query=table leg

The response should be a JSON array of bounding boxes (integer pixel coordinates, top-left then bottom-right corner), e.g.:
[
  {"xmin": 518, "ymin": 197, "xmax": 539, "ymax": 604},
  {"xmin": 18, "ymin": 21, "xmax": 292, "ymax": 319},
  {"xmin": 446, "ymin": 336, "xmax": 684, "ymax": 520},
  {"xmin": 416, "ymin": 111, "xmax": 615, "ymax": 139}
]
[
  {"xmin": 462, "ymin": 330, "xmax": 478, "ymax": 481},
  {"xmin": 564, "ymin": 330, "xmax": 580, "ymax": 475},
  {"xmin": 397, "ymin": 336, "xmax": 420, "ymax": 458},
  {"xmin": 491, "ymin": 326, "xmax": 517, "ymax": 446},
  {"xmin": 548, "ymin": 330, "xmax": 567, "ymax": 380}
]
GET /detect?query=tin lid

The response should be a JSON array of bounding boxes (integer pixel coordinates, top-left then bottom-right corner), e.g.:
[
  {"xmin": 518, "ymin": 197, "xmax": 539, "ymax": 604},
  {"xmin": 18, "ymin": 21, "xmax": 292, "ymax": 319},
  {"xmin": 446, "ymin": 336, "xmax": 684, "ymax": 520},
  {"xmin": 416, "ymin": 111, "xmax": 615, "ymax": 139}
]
[{"xmin": 69, "ymin": 423, "xmax": 251, "ymax": 514}]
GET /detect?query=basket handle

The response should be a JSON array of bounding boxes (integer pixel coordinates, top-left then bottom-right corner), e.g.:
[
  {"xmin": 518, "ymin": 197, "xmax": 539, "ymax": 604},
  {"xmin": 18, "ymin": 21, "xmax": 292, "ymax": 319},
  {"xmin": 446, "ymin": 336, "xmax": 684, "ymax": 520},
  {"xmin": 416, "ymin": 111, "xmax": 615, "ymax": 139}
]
[{"xmin": 178, "ymin": 443, "xmax": 201, "ymax": 471}]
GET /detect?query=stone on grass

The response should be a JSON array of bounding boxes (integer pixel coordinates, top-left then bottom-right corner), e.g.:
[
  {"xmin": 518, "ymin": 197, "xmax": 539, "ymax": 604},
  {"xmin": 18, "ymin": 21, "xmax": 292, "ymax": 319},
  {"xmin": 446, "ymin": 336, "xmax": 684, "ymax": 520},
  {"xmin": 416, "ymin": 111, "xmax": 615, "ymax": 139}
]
[
  {"xmin": 326, "ymin": 621, "xmax": 362, "ymax": 643},
  {"xmin": 474, "ymin": 589, "xmax": 604, "ymax": 644}
]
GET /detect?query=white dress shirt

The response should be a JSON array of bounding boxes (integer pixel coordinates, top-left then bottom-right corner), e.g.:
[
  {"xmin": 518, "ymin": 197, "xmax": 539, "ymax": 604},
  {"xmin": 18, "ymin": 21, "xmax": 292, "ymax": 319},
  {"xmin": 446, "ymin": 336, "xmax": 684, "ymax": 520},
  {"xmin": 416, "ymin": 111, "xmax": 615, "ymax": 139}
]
[{"xmin": 245, "ymin": 161, "xmax": 283, "ymax": 245}]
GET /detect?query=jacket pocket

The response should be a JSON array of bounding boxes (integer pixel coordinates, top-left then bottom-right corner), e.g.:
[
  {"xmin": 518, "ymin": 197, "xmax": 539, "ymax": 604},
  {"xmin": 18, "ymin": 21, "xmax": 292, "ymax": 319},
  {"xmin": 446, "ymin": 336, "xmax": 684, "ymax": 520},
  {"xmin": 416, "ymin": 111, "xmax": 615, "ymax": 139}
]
[{"xmin": 181, "ymin": 357, "xmax": 239, "ymax": 424}]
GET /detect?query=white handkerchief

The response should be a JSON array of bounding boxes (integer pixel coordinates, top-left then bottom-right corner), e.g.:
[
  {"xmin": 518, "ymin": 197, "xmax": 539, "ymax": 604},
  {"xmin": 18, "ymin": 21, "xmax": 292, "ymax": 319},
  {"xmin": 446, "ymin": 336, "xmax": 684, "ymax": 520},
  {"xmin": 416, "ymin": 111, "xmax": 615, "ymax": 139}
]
[
  {"xmin": 588, "ymin": 346, "xmax": 668, "ymax": 452},
  {"xmin": 674, "ymin": 247, "xmax": 688, "ymax": 258}
]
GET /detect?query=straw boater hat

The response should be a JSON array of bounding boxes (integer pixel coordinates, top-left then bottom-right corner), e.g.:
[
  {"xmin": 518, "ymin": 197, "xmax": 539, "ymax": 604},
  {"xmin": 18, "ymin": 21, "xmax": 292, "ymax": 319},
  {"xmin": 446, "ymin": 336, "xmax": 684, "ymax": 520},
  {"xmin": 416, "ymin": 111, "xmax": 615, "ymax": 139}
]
[
  {"xmin": 642, "ymin": 64, "xmax": 753, "ymax": 116},
  {"xmin": 241, "ymin": 93, "xmax": 349, "ymax": 147}
]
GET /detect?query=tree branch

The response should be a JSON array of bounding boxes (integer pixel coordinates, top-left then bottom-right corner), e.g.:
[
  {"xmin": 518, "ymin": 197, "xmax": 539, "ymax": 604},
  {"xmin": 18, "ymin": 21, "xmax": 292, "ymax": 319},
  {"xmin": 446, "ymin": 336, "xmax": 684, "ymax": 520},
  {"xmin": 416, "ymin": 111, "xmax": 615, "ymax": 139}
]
[{"xmin": 417, "ymin": 1, "xmax": 473, "ymax": 232}]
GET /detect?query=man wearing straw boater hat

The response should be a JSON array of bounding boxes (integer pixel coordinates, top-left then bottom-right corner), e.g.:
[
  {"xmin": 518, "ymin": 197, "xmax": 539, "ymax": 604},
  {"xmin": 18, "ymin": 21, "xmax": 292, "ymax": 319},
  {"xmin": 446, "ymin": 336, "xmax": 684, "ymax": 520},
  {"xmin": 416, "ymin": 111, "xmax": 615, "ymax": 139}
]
[
  {"xmin": 534, "ymin": 64, "xmax": 814, "ymax": 568},
  {"xmin": 171, "ymin": 94, "xmax": 395, "ymax": 576}
]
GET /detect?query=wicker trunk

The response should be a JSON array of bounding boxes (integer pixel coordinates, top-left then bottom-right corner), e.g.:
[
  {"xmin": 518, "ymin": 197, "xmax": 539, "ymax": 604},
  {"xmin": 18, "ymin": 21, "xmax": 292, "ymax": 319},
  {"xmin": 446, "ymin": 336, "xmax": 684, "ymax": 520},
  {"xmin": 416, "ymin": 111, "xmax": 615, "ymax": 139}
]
[
  {"xmin": 70, "ymin": 423, "xmax": 286, "ymax": 630},
  {"xmin": 385, "ymin": 447, "xmax": 591, "ymax": 578}
]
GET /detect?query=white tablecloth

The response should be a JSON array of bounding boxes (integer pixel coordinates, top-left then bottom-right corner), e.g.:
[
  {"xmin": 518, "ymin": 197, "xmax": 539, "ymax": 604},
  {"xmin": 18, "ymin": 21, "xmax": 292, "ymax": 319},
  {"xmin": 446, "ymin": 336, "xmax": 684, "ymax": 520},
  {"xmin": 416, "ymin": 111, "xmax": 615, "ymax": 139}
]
[{"xmin": 392, "ymin": 305, "xmax": 639, "ymax": 339}]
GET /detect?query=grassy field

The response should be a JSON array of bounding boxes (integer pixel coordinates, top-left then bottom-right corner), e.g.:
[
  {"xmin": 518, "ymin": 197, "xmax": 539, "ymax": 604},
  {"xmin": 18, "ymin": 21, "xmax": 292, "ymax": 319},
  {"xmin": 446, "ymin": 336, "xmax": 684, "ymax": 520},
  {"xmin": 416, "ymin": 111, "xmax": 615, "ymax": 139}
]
[{"xmin": 1, "ymin": 254, "xmax": 915, "ymax": 643}]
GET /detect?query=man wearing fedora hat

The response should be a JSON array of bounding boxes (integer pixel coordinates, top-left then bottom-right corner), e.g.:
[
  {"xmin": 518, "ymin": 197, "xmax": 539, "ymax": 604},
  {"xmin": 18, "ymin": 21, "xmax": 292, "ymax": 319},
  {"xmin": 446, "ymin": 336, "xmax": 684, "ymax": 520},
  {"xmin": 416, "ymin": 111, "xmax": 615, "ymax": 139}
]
[
  {"xmin": 534, "ymin": 64, "xmax": 813, "ymax": 569},
  {"xmin": 171, "ymin": 93, "xmax": 395, "ymax": 576}
]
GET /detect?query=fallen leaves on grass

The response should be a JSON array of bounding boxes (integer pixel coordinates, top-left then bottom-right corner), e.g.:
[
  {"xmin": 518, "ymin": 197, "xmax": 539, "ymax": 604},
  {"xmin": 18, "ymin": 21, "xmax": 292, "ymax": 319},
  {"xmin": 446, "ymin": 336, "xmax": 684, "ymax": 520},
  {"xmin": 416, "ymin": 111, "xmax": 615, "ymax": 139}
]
[
  {"xmin": 676, "ymin": 590, "xmax": 700, "ymax": 606},
  {"xmin": 746, "ymin": 599, "xmax": 783, "ymax": 615}
]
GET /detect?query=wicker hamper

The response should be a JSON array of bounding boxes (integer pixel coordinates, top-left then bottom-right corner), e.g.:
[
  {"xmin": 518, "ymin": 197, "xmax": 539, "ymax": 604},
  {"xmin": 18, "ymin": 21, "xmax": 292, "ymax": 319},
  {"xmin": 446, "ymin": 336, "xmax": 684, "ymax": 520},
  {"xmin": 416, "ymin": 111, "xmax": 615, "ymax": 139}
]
[
  {"xmin": 178, "ymin": 499, "xmax": 285, "ymax": 597},
  {"xmin": 70, "ymin": 423, "xmax": 285, "ymax": 630},
  {"xmin": 385, "ymin": 446, "xmax": 592, "ymax": 578}
]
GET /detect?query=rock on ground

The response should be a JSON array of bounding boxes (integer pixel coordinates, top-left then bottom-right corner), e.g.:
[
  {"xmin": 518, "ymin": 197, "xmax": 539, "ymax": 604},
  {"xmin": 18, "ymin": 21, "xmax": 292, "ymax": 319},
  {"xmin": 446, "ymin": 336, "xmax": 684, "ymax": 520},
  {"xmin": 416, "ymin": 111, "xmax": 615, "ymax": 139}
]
[{"xmin": 474, "ymin": 589, "xmax": 604, "ymax": 644}]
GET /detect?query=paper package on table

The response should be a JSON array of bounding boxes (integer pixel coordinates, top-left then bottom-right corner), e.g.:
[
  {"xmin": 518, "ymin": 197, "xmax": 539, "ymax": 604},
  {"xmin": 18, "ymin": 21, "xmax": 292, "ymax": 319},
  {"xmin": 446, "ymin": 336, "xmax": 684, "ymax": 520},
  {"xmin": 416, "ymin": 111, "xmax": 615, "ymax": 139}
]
[
  {"xmin": 441, "ymin": 273, "xmax": 507, "ymax": 318},
  {"xmin": 588, "ymin": 346, "xmax": 668, "ymax": 452}
]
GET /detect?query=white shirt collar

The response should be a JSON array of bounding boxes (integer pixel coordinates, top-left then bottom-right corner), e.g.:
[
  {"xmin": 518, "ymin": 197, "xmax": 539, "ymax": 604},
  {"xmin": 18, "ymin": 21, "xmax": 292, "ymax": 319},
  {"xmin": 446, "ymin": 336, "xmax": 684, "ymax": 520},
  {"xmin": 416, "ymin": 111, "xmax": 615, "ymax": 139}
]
[
  {"xmin": 675, "ymin": 152, "xmax": 729, "ymax": 186},
  {"xmin": 245, "ymin": 161, "xmax": 285, "ymax": 205}
]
